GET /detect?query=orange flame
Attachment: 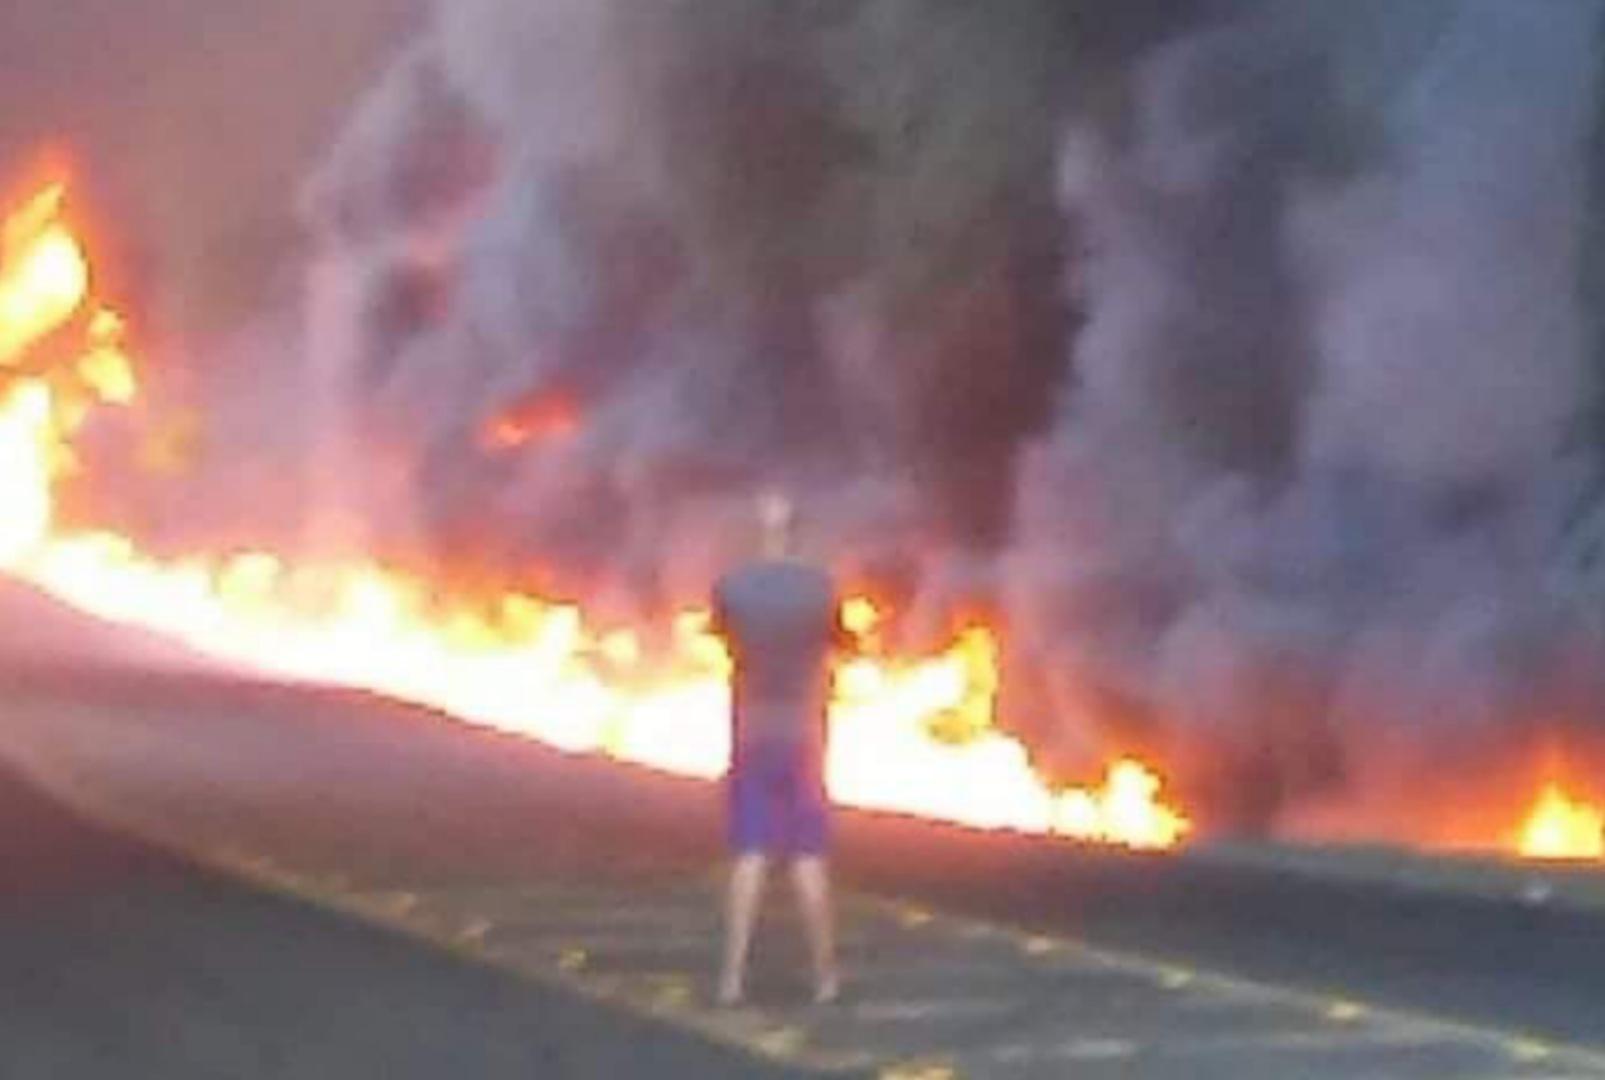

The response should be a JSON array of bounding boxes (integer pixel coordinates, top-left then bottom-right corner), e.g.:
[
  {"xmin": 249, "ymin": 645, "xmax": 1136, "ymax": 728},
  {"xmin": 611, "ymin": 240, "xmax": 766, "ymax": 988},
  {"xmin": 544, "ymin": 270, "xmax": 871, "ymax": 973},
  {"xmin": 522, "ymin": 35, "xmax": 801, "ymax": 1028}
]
[
  {"xmin": 480, "ymin": 388, "xmax": 581, "ymax": 451},
  {"xmin": 0, "ymin": 184, "xmax": 88, "ymax": 366},
  {"xmin": 1517, "ymin": 783, "xmax": 1604, "ymax": 861},
  {"xmin": 0, "ymin": 179, "xmax": 1190, "ymax": 851}
]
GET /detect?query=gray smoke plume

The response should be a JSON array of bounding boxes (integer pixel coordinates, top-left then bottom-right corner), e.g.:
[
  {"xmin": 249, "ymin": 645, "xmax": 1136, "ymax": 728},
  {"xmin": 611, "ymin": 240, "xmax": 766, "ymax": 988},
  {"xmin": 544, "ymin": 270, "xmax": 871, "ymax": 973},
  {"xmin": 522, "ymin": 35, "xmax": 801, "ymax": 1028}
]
[
  {"xmin": 1012, "ymin": 0, "xmax": 1605, "ymax": 828},
  {"xmin": 299, "ymin": 1, "xmax": 913, "ymax": 604},
  {"xmin": 292, "ymin": 0, "xmax": 1605, "ymax": 832}
]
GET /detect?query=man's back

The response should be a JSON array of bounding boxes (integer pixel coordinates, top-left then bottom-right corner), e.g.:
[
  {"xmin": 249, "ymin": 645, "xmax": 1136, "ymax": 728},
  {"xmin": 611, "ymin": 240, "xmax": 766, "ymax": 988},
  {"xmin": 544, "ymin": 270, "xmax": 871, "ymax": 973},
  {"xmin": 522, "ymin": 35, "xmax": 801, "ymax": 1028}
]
[
  {"xmin": 714, "ymin": 559, "xmax": 837, "ymax": 741},
  {"xmin": 712, "ymin": 501, "xmax": 844, "ymax": 1007}
]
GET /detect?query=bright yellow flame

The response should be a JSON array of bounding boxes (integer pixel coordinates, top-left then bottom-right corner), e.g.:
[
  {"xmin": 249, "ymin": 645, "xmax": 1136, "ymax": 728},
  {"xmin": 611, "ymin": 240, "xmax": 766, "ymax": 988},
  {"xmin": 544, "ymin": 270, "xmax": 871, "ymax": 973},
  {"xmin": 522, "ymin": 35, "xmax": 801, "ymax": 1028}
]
[
  {"xmin": 0, "ymin": 179, "xmax": 1192, "ymax": 851},
  {"xmin": 842, "ymin": 594, "xmax": 881, "ymax": 637},
  {"xmin": 1517, "ymin": 783, "xmax": 1604, "ymax": 861},
  {"xmin": 0, "ymin": 183, "xmax": 89, "ymax": 364},
  {"xmin": 77, "ymin": 309, "xmax": 137, "ymax": 404},
  {"xmin": 1055, "ymin": 759, "xmax": 1191, "ymax": 850},
  {"xmin": 0, "ymin": 381, "xmax": 55, "ymax": 562}
]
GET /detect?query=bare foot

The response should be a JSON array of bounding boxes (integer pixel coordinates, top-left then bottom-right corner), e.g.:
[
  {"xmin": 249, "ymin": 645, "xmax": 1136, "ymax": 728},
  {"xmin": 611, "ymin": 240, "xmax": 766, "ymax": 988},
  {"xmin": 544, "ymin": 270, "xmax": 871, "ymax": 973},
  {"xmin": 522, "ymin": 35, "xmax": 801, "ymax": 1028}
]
[
  {"xmin": 813, "ymin": 973, "xmax": 841, "ymax": 1005},
  {"xmin": 716, "ymin": 978, "xmax": 745, "ymax": 1007}
]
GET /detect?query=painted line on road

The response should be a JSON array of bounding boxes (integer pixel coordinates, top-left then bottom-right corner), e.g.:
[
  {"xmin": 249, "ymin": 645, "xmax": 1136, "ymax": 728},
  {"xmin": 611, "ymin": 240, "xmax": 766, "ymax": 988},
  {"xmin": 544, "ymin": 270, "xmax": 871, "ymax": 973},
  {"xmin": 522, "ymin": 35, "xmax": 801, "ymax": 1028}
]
[
  {"xmin": 849, "ymin": 998, "xmax": 1016, "ymax": 1023},
  {"xmin": 857, "ymin": 894, "xmax": 1605, "ymax": 1075},
  {"xmin": 876, "ymin": 1060, "xmax": 958, "ymax": 1080},
  {"xmin": 194, "ymin": 844, "xmax": 1605, "ymax": 1079},
  {"xmin": 206, "ymin": 853, "xmax": 877, "ymax": 1076}
]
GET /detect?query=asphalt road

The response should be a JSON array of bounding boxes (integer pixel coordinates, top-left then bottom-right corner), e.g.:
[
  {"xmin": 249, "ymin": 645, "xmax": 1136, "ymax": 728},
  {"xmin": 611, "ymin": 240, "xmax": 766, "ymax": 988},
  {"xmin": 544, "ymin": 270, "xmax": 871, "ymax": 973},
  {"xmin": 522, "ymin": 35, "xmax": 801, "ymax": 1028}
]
[
  {"xmin": 839, "ymin": 819, "xmax": 1605, "ymax": 1049},
  {"xmin": 1, "ymin": 581, "xmax": 1604, "ymax": 1075},
  {"xmin": 0, "ymin": 744, "xmax": 824, "ymax": 1079}
]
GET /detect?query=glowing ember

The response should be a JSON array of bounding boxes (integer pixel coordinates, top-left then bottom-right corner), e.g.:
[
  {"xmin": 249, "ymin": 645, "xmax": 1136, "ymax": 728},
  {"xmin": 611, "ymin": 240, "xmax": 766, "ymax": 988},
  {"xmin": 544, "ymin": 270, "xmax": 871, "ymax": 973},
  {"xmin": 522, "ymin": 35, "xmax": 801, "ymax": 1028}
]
[
  {"xmin": 480, "ymin": 389, "xmax": 581, "ymax": 451},
  {"xmin": 1517, "ymin": 783, "xmax": 1604, "ymax": 861},
  {"xmin": 0, "ymin": 178, "xmax": 1190, "ymax": 851}
]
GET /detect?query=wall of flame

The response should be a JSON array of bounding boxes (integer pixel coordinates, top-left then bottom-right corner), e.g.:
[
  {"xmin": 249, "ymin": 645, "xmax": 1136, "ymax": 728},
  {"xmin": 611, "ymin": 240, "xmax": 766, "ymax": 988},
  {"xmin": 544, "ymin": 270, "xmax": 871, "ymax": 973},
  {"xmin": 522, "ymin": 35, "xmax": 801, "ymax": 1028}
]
[{"xmin": 0, "ymin": 180, "xmax": 1196, "ymax": 851}]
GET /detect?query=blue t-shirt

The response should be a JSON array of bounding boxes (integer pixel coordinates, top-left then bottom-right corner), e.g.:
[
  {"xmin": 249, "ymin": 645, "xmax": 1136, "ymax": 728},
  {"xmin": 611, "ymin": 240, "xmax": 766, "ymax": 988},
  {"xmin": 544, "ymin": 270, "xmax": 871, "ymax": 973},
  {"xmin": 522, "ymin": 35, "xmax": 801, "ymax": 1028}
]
[{"xmin": 713, "ymin": 559, "xmax": 839, "ymax": 743}]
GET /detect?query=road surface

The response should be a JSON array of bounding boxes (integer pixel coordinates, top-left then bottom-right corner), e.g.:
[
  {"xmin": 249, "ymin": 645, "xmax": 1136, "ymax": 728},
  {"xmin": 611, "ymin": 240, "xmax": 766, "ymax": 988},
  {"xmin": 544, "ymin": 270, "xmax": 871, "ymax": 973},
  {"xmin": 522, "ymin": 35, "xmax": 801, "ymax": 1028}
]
[{"xmin": 2, "ymin": 582, "xmax": 1604, "ymax": 1077}]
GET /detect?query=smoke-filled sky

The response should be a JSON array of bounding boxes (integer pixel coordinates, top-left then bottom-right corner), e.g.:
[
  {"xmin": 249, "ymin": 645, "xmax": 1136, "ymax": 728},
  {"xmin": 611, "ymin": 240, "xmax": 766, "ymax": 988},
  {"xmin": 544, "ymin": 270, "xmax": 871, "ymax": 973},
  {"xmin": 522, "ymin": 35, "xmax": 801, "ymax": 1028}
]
[
  {"xmin": 12, "ymin": 0, "xmax": 1605, "ymax": 832},
  {"xmin": 0, "ymin": 0, "xmax": 414, "ymax": 545},
  {"xmin": 0, "ymin": 0, "xmax": 412, "ymax": 330},
  {"xmin": 1020, "ymin": 0, "xmax": 1605, "ymax": 827}
]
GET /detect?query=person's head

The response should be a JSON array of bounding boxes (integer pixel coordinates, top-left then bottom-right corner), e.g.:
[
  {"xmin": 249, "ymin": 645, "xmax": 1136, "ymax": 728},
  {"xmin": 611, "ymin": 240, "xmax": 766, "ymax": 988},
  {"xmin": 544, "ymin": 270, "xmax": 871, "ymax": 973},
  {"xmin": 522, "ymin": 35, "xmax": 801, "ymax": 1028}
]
[{"xmin": 758, "ymin": 489, "xmax": 796, "ymax": 560}]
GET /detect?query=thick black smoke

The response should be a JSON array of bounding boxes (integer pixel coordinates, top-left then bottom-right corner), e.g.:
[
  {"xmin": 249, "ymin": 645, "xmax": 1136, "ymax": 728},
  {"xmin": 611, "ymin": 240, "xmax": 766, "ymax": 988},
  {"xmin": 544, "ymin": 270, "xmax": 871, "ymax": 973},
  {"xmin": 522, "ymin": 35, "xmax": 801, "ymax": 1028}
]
[
  {"xmin": 1013, "ymin": 0, "xmax": 1605, "ymax": 826},
  {"xmin": 244, "ymin": 0, "xmax": 1605, "ymax": 830}
]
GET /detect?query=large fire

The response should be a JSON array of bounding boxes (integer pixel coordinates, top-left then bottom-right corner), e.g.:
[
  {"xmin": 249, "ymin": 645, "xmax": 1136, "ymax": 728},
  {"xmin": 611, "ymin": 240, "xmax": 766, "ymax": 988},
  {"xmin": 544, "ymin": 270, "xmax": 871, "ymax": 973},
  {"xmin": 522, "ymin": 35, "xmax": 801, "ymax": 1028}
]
[
  {"xmin": 0, "ymin": 180, "xmax": 1192, "ymax": 849},
  {"xmin": 1517, "ymin": 783, "xmax": 1605, "ymax": 862}
]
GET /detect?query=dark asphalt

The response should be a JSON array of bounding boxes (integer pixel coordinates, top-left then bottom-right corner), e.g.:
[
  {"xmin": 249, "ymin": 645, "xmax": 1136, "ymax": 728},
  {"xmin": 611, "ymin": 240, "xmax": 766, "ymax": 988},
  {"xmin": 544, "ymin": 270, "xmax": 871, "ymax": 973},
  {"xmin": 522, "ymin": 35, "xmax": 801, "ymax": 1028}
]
[
  {"xmin": 838, "ymin": 821, "xmax": 1605, "ymax": 1050},
  {"xmin": 0, "ymin": 580, "xmax": 1603, "ymax": 1074},
  {"xmin": 0, "ymin": 755, "xmax": 829, "ymax": 1080}
]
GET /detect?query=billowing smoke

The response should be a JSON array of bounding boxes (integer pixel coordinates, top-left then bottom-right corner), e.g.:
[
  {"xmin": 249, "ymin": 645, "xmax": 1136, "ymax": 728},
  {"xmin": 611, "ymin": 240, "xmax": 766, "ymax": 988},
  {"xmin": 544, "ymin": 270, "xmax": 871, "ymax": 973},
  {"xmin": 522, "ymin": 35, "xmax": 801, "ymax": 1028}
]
[
  {"xmin": 1015, "ymin": 0, "xmax": 1605, "ymax": 827},
  {"xmin": 245, "ymin": 0, "xmax": 1605, "ymax": 830},
  {"xmin": 295, "ymin": 1, "xmax": 1117, "ymax": 605},
  {"xmin": 300, "ymin": 1, "xmax": 846, "ymax": 598}
]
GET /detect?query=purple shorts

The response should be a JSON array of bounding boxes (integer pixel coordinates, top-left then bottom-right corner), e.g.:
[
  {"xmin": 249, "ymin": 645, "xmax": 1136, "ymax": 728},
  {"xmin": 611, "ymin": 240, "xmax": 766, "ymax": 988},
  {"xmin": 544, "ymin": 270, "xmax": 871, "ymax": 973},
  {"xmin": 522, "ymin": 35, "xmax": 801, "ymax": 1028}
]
[{"xmin": 727, "ymin": 736, "xmax": 829, "ymax": 856}]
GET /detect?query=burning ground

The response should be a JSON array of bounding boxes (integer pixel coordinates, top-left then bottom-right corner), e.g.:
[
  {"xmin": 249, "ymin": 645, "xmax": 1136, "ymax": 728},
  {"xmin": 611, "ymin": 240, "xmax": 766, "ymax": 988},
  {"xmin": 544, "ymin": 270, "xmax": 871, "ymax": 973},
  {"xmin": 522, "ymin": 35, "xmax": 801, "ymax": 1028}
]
[
  {"xmin": 0, "ymin": 177, "xmax": 1190, "ymax": 848},
  {"xmin": 3, "ymin": 0, "xmax": 1605, "ymax": 856}
]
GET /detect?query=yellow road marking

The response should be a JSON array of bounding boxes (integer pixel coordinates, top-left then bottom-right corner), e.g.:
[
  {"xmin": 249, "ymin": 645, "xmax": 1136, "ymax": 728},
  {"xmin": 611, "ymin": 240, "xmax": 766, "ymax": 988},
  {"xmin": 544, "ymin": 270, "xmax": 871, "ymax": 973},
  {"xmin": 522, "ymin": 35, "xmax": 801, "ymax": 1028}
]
[
  {"xmin": 193, "ymin": 848, "xmax": 1605, "ymax": 1078},
  {"xmin": 1159, "ymin": 967, "xmax": 1195, "ymax": 990},
  {"xmin": 858, "ymin": 892, "xmax": 1605, "ymax": 1075},
  {"xmin": 879, "ymin": 1059, "xmax": 957, "ymax": 1080},
  {"xmin": 899, "ymin": 906, "xmax": 933, "ymax": 928},
  {"xmin": 1021, "ymin": 935, "xmax": 1059, "ymax": 956},
  {"xmin": 854, "ymin": 998, "xmax": 1013, "ymax": 1022},
  {"xmin": 1508, "ymin": 1037, "xmax": 1554, "ymax": 1062},
  {"xmin": 752, "ymin": 1025, "xmax": 806, "ymax": 1059},
  {"xmin": 1060, "ymin": 1038, "xmax": 1140, "ymax": 1060}
]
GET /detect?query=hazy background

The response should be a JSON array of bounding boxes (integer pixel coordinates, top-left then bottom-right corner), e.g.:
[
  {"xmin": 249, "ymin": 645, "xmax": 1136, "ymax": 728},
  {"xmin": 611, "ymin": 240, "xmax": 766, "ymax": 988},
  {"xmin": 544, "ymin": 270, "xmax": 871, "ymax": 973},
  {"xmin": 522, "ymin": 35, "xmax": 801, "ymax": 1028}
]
[
  {"xmin": 0, "ymin": 0, "xmax": 413, "ymax": 336},
  {"xmin": 8, "ymin": 0, "xmax": 1605, "ymax": 835}
]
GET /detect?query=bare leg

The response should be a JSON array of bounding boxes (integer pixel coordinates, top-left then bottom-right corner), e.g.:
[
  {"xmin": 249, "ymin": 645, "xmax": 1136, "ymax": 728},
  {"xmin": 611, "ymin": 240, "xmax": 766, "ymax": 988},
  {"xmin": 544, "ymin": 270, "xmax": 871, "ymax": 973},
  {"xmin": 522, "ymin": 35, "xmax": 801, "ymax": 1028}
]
[
  {"xmin": 790, "ymin": 856, "xmax": 839, "ymax": 1003},
  {"xmin": 718, "ymin": 854, "xmax": 768, "ymax": 1005}
]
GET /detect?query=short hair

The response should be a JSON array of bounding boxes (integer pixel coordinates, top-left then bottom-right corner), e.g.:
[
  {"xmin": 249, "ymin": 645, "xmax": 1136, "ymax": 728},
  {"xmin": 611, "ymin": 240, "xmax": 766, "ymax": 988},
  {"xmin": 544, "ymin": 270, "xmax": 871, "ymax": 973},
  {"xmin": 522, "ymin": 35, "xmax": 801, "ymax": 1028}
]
[{"xmin": 759, "ymin": 490, "xmax": 794, "ymax": 532}]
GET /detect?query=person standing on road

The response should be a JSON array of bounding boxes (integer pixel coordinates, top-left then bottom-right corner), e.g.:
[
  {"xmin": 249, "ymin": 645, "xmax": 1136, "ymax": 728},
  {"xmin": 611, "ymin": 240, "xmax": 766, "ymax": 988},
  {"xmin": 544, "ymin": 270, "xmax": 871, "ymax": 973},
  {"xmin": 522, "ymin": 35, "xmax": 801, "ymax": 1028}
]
[{"xmin": 711, "ymin": 491, "xmax": 844, "ymax": 1006}]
